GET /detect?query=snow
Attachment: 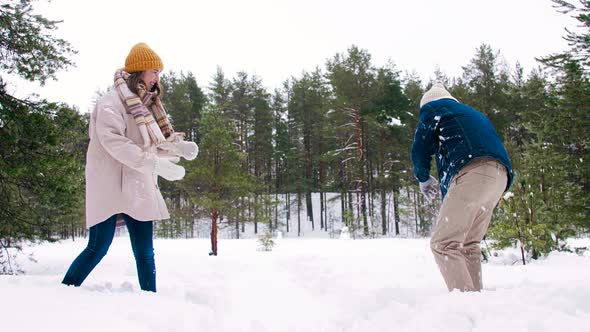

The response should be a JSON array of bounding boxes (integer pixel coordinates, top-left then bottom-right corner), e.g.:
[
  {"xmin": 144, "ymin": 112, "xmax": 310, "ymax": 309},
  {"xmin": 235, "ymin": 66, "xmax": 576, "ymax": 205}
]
[
  {"xmin": 339, "ymin": 226, "xmax": 351, "ymax": 240},
  {"xmin": 2, "ymin": 237, "xmax": 590, "ymax": 332},
  {"xmin": 388, "ymin": 116, "xmax": 403, "ymax": 126}
]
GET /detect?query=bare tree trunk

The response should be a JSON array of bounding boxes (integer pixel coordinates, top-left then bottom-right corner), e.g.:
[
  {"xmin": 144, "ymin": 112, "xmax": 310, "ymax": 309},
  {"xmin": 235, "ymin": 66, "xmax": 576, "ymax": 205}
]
[
  {"xmin": 274, "ymin": 192, "xmax": 278, "ymax": 232},
  {"xmin": 247, "ymin": 198, "xmax": 252, "ymax": 232},
  {"xmin": 320, "ymin": 191, "xmax": 325, "ymax": 231},
  {"xmin": 413, "ymin": 189, "xmax": 419, "ymax": 235},
  {"xmin": 359, "ymin": 165, "xmax": 368, "ymax": 236},
  {"xmin": 356, "ymin": 191, "xmax": 361, "ymax": 230},
  {"xmin": 367, "ymin": 128, "xmax": 375, "ymax": 225},
  {"xmin": 341, "ymin": 190, "xmax": 346, "ymax": 225},
  {"xmin": 274, "ymin": 163, "xmax": 280, "ymax": 232},
  {"xmin": 381, "ymin": 189, "xmax": 387, "ymax": 235},
  {"xmin": 297, "ymin": 192, "xmax": 302, "ymax": 236},
  {"xmin": 340, "ymin": 160, "xmax": 346, "ymax": 225},
  {"xmin": 319, "ymin": 158, "xmax": 326, "ymax": 231},
  {"xmin": 417, "ymin": 193, "xmax": 425, "ymax": 235},
  {"xmin": 210, "ymin": 209, "xmax": 218, "ymax": 256},
  {"xmin": 190, "ymin": 203, "xmax": 195, "ymax": 238},
  {"xmin": 305, "ymin": 144, "xmax": 314, "ymax": 231},
  {"xmin": 70, "ymin": 217, "xmax": 75, "ymax": 242},
  {"xmin": 393, "ymin": 189, "xmax": 400, "ymax": 236},
  {"xmin": 306, "ymin": 191, "xmax": 314, "ymax": 231},
  {"xmin": 286, "ymin": 192, "xmax": 290, "ymax": 233},
  {"xmin": 241, "ymin": 197, "xmax": 245, "ymax": 233},
  {"xmin": 532, "ymin": 179, "xmax": 541, "ymax": 260},
  {"xmin": 379, "ymin": 129, "xmax": 387, "ymax": 236},
  {"xmin": 268, "ymin": 166, "xmax": 273, "ymax": 232},
  {"xmin": 353, "ymin": 107, "xmax": 369, "ymax": 236},
  {"xmin": 324, "ymin": 193, "xmax": 328, "ymax": 232},
  {"xmin": 254, "ymin": 195, "xmax": 258, "ymax": 234},
  {"xmin": 348, "ymin": 191, "xmax": 353, "ymax": 216}
]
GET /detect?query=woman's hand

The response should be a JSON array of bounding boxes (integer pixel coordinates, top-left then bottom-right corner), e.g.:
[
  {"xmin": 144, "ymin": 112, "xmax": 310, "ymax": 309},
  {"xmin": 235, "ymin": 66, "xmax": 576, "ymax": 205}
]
[
  {"xmin": 159, "ymin": 140, "xmax": 199, "ymax": 161},
  {"xmin": 175, "ymin": 141, "xmax": 199, "ymax": 160},
  {"xmin": 167, "ymin": 132, "xmax": 186, "ymax": 142},
  {"xmin": 155, "ymin": 157, "xmax": 185, "ymax": 181}
]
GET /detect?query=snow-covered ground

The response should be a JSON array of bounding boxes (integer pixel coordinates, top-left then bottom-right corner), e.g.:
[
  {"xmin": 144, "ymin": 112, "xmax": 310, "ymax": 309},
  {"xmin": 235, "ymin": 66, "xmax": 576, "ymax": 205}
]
[{"xmin": 2, "ymin": 237, "xmax": 590, "ymax": 332}]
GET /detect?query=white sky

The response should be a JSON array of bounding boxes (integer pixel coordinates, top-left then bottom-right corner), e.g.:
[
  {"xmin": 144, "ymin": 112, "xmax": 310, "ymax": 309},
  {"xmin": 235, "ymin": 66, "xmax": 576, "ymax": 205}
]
[{"xmin": 6, "ymin": 0, "xmax": 576, "ymax": 112}]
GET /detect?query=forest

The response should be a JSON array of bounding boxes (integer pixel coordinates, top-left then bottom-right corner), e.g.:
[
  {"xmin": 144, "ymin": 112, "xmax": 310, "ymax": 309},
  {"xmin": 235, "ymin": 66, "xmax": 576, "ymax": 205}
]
[{"xmin": 1, "ymin": 0, "xmax": 588, "ymax": 269}]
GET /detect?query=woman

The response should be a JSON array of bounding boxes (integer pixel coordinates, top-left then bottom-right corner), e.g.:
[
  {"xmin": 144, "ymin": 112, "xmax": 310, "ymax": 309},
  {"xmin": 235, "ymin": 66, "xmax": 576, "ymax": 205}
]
[{"xmin": 62, "ymin": 43, "xmax": 199, "ymax": 292}]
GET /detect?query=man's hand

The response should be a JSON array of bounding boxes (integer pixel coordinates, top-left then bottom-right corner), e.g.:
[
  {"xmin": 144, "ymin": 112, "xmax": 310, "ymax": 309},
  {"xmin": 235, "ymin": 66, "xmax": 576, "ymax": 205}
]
[{"xmin": 419, "ymin": 175, "xmax": 439, "ymax": 202}]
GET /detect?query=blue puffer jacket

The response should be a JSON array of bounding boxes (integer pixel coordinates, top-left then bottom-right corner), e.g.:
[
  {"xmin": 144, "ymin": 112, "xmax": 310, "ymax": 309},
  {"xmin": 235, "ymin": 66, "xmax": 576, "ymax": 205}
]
[{"xmin": 411, "ymin": 98, "xmax": 513, "ymax": 199}]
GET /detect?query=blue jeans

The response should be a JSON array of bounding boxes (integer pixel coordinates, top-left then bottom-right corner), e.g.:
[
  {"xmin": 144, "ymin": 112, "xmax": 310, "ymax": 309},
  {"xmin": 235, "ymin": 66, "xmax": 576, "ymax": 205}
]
[{"xmin": 62, "ymin": 213, "xmax": 156, "ymax": 292}]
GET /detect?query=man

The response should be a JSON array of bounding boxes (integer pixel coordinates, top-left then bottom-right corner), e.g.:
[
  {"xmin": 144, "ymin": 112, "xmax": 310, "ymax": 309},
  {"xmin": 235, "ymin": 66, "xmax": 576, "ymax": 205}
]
[{"xmin": 411, "ymin": 83, "xmax": 513, "ymax": 292}]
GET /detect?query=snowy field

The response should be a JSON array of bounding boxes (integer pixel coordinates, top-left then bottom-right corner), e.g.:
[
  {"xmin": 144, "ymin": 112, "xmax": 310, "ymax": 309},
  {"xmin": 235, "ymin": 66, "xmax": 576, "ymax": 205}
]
[{"xmin": 2, "ymin": 237, "xmax": 590, "ymax": 332}]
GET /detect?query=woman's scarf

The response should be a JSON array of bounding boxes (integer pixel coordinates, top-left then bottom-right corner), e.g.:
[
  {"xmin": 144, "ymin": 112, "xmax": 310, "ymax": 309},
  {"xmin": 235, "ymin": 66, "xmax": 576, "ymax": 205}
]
[{"xmin": 114, "ymin": 69, "xmax": 173, "ymax": 147}]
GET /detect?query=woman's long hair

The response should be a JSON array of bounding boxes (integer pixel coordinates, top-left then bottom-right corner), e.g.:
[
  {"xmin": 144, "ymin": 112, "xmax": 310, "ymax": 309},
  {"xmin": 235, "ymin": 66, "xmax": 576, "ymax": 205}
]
[{"xmin": 126, "ymin": 71, "xmax": 164, "ymax": 99}]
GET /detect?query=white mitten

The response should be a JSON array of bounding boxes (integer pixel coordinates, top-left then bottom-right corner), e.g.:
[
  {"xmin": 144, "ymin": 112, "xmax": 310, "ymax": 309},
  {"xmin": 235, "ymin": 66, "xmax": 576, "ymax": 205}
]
[
  {"xmin": 159, "ymin": 141, "xmax": 199, "ymax": 161},
  {"xmin": 176, "ymin": 141, "xmax": 199, "ymax": 160},
  {"xmin": 155, "ymin": 157, "xmax": 185, "ymax": 181},
  {"xmin": 167, "ymin": 156, "xmax": 181, "ymax": 164}
]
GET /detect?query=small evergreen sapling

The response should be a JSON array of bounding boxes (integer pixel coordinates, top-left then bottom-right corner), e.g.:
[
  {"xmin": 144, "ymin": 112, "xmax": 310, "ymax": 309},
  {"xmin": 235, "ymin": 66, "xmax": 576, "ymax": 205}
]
[{"xmin": 257, "ymin": 230, "xmax": 275, "ymax": 252}]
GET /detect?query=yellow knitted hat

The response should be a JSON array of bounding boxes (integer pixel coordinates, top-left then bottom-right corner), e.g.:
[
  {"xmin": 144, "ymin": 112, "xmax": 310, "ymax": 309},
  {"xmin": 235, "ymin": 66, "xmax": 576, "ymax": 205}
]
[{"xmin": 124, "ymin": 43, "xmax": 164, "ymax": 73}]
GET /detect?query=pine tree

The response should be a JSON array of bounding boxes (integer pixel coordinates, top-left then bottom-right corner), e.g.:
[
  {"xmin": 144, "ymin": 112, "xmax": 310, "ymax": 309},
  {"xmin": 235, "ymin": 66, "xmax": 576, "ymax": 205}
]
[
  {"xmin": 158, "ymin": 71, "xmax": 207, "ymax": 238},
  {"xmin": 0, "ymin": 0, "xmax": 75, "ymax": 84},
  {"xmin": 326, "ymin": 45, "xmax": 376, "ymax": 236},
  {"xmin": 0, "ymin": 0, "xmax": 83, "ymax": 272},
  {"xmin": 461, "ymin": 44, "xmax": 511, "ymax": 136},
  {"xmin": 208, "ymin": 66, "xmax": 231, "ymax": 111},
  {"xmin": 249, "ymin": 75, "xmax": 273, "ymax": 235},
  {"xmin": 365, "ymin": 63, "xmax": 410, "ymax": 235},
  {"xmin": 270, "ymin": 86, "xmax": 291, "ymax": 232},
  {"xmin": 541, "ymin": 0, "xmax": 590, "ymax": 72},
  {"xmin": 162, "ymin": 71, "xmax": 206, "ymax": 142},
  {"xmin": 489, "ymin": 59, "xmax": 590, "ymax": 262},
  {"xmin": 180, "ymin": 106, "xmax": 257, "ymax": 254},
  {"xmin": 288, "ymin": 70, "xmax": 330, "ymax": 232}
]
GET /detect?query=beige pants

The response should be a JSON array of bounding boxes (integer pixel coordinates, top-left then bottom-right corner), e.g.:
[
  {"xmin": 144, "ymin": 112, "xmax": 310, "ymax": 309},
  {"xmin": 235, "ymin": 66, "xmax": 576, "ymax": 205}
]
[{"xmin": 430, "ymin": 158, "xmax": 507, "ymax": 292}]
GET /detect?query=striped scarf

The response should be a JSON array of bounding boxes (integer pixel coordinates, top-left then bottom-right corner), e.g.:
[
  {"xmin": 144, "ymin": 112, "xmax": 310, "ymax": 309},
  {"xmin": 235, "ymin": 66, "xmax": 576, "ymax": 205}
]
[{"xmin": 114, "ymin": 69, "xmax": 173, "ymax": 147}]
